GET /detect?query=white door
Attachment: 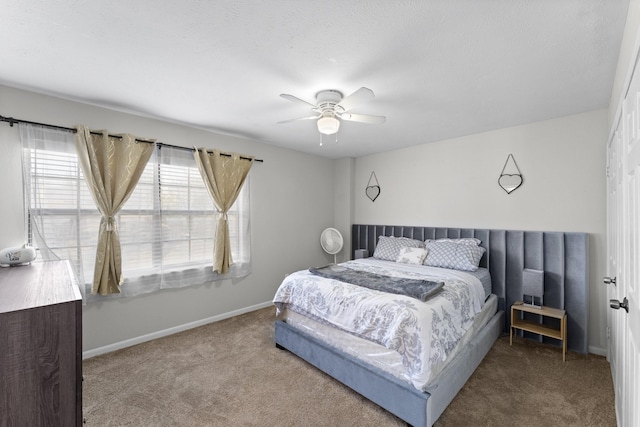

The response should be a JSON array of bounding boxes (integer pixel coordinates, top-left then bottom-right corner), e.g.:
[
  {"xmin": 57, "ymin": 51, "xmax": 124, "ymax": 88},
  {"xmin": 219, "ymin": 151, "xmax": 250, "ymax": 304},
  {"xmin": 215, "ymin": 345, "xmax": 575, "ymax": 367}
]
[
  {"xmin": 609, "ymin": 51, "xmax": 640, "ymax": 427},
  {"xmin": 606, "ymin": 121, "xmax": 624, "ymax": 411}
]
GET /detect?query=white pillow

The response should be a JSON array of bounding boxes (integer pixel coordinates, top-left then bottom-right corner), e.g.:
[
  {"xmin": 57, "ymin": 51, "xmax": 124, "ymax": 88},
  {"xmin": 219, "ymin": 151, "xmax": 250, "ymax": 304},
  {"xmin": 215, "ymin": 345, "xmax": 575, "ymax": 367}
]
[
  {"xmin": 423, "ymin": 240, "xmax": 485, "ymax": 271},
  {"xmin": 372, "ymin": 236, "xmax": 424, "ymax": 261},
  {"xmin": 396, "ymin": 247, "xmax": 429, "ymax": 265}
]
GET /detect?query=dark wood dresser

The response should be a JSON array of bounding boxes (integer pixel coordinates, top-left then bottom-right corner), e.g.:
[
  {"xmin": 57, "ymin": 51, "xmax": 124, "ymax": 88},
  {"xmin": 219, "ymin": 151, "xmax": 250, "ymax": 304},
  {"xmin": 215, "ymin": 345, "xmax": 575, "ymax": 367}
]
[{"xmin": 0, "ymin": 260, "xmax": 83, "ymax": 426}]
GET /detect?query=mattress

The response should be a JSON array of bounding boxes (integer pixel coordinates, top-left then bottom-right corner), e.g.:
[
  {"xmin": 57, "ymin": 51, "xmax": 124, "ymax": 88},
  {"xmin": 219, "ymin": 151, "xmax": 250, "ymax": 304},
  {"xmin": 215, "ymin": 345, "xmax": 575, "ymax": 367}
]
[
  {"xmin": 466, "ymin": 267, "xmax": 492, "ymax": 300},
  {"xmin": 280, "ymin": 294, "xmax": 497, "ymax": 391},
  {"xmin": 274, "ymin": 259, "xmax": 492, "ymax": 390}
]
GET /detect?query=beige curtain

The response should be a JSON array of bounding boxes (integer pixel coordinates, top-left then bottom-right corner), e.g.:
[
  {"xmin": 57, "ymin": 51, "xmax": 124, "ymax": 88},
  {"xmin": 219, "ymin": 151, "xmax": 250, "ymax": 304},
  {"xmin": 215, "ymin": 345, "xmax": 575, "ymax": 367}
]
[
  {"xmin": 75, "ymin": 126, "xmax": 155, "ymax": 295},
  {"xmin": 193, "ymin": 148, "xmax": 254, "ymax": 274}
]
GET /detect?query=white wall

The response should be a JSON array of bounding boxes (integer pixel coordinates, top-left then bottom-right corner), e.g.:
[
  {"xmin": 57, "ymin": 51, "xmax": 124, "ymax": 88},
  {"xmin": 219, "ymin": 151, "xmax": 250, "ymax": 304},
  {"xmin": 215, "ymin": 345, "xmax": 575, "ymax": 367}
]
[
  {"xmin": 0, "ymin": 85, "xmax": 335, "ymax": 353},
  {"xmin": 333, "ymin": 157, "xmax": 355, "ymax": 263},
  {"xmin": 352, "ymin": 110, "xmax": 608, "ymax": 354}
]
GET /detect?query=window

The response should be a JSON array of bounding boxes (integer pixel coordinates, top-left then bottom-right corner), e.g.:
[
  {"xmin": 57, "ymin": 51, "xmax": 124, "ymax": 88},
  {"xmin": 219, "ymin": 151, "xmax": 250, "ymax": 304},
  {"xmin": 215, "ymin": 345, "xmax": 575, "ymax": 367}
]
[{"xmin": 20, "ymin": 125, "xmax": 251, "ymax": 302}]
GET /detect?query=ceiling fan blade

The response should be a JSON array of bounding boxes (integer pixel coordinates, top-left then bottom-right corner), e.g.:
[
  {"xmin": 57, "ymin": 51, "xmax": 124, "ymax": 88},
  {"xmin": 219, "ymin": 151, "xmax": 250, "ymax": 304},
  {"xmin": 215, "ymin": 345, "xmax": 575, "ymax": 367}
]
[
  {"xmin": 340, "ymin": 112, "xmax": 386, "ymax": 124},
  {"xmin": 280, "ymin": 93, "xmax": 317, "ymax": 108},
  {"xmin": 277, "ymin": 115, "xmax": 320, "ymax": 124},
  {"xmin": 337, "ymin": 87, "xmax": 375, "ymax": 111}
]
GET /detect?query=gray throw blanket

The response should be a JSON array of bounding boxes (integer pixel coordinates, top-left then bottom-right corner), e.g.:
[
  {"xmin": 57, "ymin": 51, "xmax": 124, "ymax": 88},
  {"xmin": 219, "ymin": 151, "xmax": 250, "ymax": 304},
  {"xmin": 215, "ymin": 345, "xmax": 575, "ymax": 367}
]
[{"xmin": 309, "ymin": 264, "xmax": 444, "ymax": 302}]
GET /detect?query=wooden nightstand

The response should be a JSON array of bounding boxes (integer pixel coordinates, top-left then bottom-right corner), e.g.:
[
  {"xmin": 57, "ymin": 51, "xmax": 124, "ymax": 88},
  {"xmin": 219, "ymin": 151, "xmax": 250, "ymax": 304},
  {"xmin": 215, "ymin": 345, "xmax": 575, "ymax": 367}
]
[{"xmin": 510, "ymin": 301, "xmax": 567, "ymax": 362}]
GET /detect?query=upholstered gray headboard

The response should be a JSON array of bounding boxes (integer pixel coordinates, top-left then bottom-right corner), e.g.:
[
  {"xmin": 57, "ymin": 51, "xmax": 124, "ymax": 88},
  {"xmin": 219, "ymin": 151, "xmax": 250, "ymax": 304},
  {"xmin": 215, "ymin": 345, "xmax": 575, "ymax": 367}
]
[{"xmin": 351, "ymin": 224, "xmax": 589, "ymax": 354}]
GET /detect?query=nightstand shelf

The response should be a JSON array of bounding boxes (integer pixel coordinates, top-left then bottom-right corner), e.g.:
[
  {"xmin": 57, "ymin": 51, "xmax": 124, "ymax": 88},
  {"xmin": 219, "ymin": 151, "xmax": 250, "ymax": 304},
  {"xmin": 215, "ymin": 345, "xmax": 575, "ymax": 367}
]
[{"xmin": 510, "ymin": 301, "xmax": 567, "ymax": 361}]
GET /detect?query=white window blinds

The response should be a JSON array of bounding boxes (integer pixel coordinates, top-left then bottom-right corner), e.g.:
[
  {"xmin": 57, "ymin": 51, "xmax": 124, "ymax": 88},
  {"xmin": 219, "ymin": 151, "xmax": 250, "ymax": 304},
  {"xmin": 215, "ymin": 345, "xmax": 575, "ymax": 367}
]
[{"xmin": 20, "ymin": 124, "xmax": 251, "ymax": 302}]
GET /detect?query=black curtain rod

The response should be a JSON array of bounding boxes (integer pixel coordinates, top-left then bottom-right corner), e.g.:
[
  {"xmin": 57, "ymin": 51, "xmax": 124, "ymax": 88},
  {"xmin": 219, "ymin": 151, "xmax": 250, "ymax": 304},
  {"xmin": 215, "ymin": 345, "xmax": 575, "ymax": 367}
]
[{"xmin": 0, "ymin": 114, "xmax": 263, "ymax": 163}]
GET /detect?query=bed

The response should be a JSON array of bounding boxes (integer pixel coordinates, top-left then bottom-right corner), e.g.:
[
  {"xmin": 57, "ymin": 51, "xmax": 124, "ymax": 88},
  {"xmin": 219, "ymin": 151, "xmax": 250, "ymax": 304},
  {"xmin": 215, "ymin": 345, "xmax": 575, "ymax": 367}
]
[{"xmin": 273, "ymin": 225, "xmax": 589, "ymax": 426}]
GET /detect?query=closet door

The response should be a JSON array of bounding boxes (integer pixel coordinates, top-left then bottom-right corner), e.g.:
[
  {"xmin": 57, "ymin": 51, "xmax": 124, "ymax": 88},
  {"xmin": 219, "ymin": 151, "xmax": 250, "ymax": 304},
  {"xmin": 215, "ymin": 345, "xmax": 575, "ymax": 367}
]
[
  {"xmin": 606, "ymin": 117, "xmax": 623, "ymax": 416},
  {"xmin": 610, "ymin": 50, "xmax": 640, "ymax": 427}
]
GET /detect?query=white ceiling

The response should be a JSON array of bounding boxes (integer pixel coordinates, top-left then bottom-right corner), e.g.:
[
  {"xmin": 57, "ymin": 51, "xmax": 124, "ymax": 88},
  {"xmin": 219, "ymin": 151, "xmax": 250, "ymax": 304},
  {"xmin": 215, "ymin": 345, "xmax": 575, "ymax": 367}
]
[{"xmin": 0, "ymin": 0, "xmax": 630, "ymax": 159}]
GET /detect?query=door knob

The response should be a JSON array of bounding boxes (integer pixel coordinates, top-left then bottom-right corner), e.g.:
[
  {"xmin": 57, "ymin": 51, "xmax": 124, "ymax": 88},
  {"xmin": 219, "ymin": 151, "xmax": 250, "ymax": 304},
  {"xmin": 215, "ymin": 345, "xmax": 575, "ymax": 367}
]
[
  {"xmin": 610, "ymin": 297, "xmax": 629, "ymax": 313},
  {"xmin": 603, "ymin": 276, "xmax": 617, "ymax": 285}
]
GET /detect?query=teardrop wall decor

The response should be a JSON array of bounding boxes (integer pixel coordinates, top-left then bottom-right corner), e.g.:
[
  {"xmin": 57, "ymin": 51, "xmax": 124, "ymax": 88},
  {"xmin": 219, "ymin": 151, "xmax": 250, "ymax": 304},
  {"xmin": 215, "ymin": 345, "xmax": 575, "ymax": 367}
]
[
  {"xmin": 366, "ymin": 171, "xmax": 381, "ymax": 202},
  {"xmin": 498, "ymin": 154, "xmax": 523, "ymax": 194}
]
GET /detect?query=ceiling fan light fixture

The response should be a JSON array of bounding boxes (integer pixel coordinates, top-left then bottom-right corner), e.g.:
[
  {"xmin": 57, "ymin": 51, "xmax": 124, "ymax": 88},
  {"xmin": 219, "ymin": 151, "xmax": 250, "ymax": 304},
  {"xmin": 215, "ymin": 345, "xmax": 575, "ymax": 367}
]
[{"xmin": 317, "ymin": 116, "xmax": 340, "ymax": 135}]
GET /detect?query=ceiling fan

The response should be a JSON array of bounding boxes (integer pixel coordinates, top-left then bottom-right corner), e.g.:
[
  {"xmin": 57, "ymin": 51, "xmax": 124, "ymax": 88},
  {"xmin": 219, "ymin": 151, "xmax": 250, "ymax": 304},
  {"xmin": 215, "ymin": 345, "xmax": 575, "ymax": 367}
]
[{"xmin": 278, "ymin": 87, "xmax": 386, "ymax": 135}]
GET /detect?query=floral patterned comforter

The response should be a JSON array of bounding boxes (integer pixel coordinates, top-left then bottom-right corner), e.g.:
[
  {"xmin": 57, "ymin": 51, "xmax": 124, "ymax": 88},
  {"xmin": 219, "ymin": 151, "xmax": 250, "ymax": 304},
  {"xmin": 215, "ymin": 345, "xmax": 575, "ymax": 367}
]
[{"xmin": 273, "ymin": 258, "xmax": 486, "ymax": 389}]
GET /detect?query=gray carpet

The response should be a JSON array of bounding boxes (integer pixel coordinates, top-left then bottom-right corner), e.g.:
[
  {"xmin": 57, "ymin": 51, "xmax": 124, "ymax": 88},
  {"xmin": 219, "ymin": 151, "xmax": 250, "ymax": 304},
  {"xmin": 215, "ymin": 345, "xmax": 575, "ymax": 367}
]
[{"xmin": 83, "ymin": 307, "xmax": 616, "ymax": 426}]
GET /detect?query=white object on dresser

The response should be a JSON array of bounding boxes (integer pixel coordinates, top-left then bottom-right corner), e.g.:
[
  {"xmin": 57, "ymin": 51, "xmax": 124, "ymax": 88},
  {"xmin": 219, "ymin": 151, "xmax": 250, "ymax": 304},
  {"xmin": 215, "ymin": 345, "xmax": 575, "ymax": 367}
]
[{"xmin": 0, "ymin": 245, "xmax": 37, "ymax": 266}]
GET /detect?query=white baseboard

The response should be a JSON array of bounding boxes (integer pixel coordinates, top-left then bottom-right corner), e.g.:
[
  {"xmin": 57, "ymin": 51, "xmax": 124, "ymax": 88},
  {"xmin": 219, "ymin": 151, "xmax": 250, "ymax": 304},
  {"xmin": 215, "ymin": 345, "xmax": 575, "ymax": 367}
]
[
  {"xmin": 589, "ymin": 345, "xmax": 607, "ymax": 357},
  {"xmin": 82, "ymin": 301, "xmax": 274, "ymax": 359}
]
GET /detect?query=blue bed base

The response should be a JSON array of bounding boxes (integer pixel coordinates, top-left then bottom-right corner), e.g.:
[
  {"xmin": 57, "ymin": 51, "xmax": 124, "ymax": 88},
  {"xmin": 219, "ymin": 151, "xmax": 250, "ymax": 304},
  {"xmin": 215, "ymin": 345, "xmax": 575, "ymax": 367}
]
[{"xmin": 275, "ymin": 310, "xmax": 503, "ymax": 426}]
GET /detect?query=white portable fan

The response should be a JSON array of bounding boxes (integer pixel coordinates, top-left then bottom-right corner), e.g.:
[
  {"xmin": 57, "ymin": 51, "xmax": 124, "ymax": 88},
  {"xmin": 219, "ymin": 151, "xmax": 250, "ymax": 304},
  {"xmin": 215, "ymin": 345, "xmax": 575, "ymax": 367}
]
[{"xmin": 320, "ymin": 227, "xmax": 344, "ymax": 264}]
